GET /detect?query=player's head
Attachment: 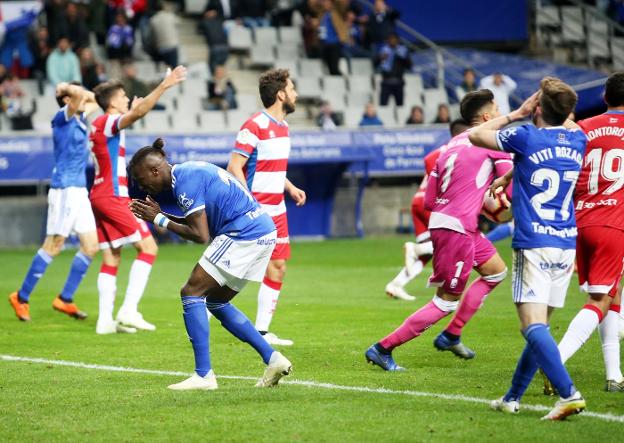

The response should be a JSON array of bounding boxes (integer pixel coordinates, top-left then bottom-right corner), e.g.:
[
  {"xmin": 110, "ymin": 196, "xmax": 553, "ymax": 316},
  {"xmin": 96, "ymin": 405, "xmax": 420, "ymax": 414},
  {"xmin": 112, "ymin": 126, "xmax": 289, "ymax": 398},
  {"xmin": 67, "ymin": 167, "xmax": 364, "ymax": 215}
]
[
  {"xmin": 604, "ymin": 71, "xmax": 624, "ymax": 108},
  {"xmin": 460, "ymin": 89, "xmax": 499, "ymax": 126},
  {"xmin": 55, "ymin": 80, "xmax": 82, "ymax": 108},
  {"xmin": 535, "ymin": 76, "xmax": 577, "ymax": 126},
  {"xmin": 449, "ymin": 118, "xmax": 470, "ymax": 136},
  {"xmin": 259, "ymin": 68, "xmax": 297, "ymax": 115},
  {"xmin": 93, "ymin": 80, "xmax": 129, "ymax": 113},
  {"xmin": 128, "ymin": 138, "xmax": 172, "ymax": 194}
]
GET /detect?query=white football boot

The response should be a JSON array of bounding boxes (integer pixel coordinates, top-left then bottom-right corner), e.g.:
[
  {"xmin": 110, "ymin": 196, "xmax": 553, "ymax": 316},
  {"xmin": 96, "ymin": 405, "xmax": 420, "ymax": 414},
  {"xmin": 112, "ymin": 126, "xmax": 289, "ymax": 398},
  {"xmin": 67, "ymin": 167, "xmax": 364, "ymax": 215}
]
[
  {"xmin": 385, "ymin": 282, "xmax": 416, "ymax": 301},
  {"xmin": 263, "ymin": 332, "xmax": 294, "ymax": 346},
  {"xmin": 116, "ymin": 311, "xmax": 156, "ymax": 331},
  {"xmin": 541, "ymin": 391, "xmax": 586, "ymax": 421},
  {"xmin": 490, "ymin": 397, "xmax": 519, "ymax": 414},
  {"xmin": 96, "ymin": 320, "xmax": 137, "ymax": 335},
  {"xmin": 256, "ymin": 351, "xmax": 292, "ymax": 387},
  {"xmin": 168, "ymin": 371, "xmax": 218, "ymax": 391}
]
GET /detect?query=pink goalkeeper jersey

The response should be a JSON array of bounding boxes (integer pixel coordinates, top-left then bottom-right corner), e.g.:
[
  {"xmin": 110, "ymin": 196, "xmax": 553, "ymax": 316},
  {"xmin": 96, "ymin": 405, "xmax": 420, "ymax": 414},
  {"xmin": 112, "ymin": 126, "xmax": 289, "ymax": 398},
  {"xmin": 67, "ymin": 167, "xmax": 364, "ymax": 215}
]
[{"xmin": 425, "ymin": 131, "xmax": 513, "ymax": 234}]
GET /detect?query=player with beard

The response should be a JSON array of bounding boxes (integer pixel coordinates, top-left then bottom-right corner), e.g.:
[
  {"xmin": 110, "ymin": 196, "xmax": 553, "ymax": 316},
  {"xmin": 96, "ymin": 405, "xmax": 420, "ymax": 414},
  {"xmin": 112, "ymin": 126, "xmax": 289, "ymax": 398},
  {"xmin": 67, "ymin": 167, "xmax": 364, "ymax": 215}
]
[{"xmin": 227, "ymin": 69, "xmax": 306, "ymax": 346}]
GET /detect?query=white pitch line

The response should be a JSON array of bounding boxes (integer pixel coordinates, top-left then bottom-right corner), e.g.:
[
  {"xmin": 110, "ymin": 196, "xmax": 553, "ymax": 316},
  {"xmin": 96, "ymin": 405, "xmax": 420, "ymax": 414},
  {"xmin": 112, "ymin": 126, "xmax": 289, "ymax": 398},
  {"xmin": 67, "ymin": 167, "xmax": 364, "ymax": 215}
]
[{"xmin": 2, "ymin": 354, "xmax": 623, "ymax": 424}]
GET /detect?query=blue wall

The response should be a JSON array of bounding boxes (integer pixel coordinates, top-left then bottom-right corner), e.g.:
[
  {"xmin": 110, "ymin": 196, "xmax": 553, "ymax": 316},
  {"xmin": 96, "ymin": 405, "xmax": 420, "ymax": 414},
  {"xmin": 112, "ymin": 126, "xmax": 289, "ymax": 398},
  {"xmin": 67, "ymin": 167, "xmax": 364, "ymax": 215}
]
[{"xmin": 387, "ymin": 1, "xmax": 528, "ymax": 43}]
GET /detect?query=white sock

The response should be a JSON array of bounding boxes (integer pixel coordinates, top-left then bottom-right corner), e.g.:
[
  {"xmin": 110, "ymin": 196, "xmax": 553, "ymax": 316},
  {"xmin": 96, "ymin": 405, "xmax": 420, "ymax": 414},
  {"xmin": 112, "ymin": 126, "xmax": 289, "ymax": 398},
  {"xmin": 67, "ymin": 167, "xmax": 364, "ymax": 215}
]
[
  {"xmin": 391, "ymin": 267, "xmax": 410, "ymax": 287},
  {"xmin": 418, "ymin": 241, "xmax": 433, "ymax": 256},
  {"xmin": 120, "ymin": 256, "xmax": 153, "ymax": 314},
  {"xmin": 97, "ymin": 272, "xmax": 117, "ymax": 324},
  {"xmin": 558, "ymin": 306, "xmax": 601, "ymax": 363},
  {"xmin": 255, "ymin": 280, "xmax": 280, "ymax": 332},
  {"xmin": 599, "ymin": 310, "xmax": 623, "ymax": 382}
]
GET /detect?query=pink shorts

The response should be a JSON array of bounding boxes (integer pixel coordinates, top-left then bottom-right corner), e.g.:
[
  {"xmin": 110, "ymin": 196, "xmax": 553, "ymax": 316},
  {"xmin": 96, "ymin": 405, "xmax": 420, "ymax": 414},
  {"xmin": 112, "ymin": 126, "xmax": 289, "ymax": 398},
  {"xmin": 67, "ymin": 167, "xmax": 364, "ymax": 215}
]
[{"xmin": 428, "ymin": 228, "xmax": 497, "ymax": 295}]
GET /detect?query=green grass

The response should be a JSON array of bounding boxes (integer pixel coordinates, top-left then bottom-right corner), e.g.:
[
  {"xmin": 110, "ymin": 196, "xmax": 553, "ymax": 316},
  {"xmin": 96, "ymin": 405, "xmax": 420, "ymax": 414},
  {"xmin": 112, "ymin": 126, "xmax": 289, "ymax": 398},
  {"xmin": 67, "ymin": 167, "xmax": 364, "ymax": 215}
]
[{"xmin": 1, "ymin": 237, "xmax": 623, "ymax": 442}]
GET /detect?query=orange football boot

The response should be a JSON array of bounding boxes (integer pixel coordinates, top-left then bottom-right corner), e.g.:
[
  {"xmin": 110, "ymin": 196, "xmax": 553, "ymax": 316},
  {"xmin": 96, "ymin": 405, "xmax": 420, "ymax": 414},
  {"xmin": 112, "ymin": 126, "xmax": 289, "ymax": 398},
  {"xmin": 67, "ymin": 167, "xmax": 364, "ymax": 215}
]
[
  {"xmin": 9, "ymin": 291, "xmax": 31, "ymax": 321},
  {"xmin": 52, "ymin": 296, "xmax": 88, "ymax": 319}
]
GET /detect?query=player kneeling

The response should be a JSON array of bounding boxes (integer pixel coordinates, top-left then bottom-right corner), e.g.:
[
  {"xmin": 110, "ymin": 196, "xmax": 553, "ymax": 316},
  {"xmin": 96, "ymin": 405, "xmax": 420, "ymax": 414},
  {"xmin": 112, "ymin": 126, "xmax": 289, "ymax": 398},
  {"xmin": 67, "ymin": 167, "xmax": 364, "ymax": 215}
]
[{"xmin": 129, "ymin": 139, "xmax": 291, "ymax": 390}]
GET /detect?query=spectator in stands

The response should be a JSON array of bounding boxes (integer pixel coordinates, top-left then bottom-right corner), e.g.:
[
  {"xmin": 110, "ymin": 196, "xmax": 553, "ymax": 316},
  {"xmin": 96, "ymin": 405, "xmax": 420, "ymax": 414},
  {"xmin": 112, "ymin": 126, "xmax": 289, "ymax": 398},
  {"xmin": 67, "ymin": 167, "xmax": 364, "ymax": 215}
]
[
  {"xmin": 318, "ymin": 0, "xmax": 348, "ymax": 76},
  {"xmin": 0, "ymin": 7, "xmax": 37, "ymax": 78},
  {"xmin": 29, "ymin": 26, "xmax": 52, "ymax": 82},
  {"xmin": 343, "ymin": 10, "xmax": 372, "ymax": 60},
  {"xmin": 433, "ymin": 103, "xmax": 450, "ymax": 124},
  {"xmin": 366, "ymin": 0, "xmax": 399, "ymax": 51},
  {"xmin": 405, "ymin": 105, "xmax": 424, "ymax": 125},
  {"xmin": 46, "ymin": 37, "xmax": 82, "ymax": 86},
  {"xmin": 203, "ymin": 0, "xmax": 241, "ymax": 21},
  {"xmin": 46, "ymin": 0, "xmax": 69, "ymax": 45},
  {"xmin": 64, "ymin": 2, "xmax": 90, "ymax": 51},
  {"xmin": 377, "ymin": 33, "xmax": 411, "ymax": 107},
  {"xmin": 108, "ymin": 0, "xmax": 148, "ymax": 30},
  {"xmin": 150, "ymin": 1, "xmax": 180, "ymax": 68},
  {"xmin": 271, "ymin": 0, "xmax": 298, "ymax": 26},
  {"xmin": 240, "ymin": 0, "xmax": 271, "ymax": 27},
  {"xmin": 200, "ymin": 1, "xmax": 234, "ymax": 74},
  {"xmin": 301, "ymin": 0, "xmax": 324, "ymax": 58},
  {"xmin": 479, "ymin": 72, "xmax": 516, "ymax": 115},
  {"xmin": 207, "ymin": 65, "xmax": 237, "ymax": 110},
  {"xmin": 316, "ymin": 100, "xmax": 342, "ymax": 130},
  {"xmin": 80, "ymin": 48, "xmax": 106, "ymax": 91},
  {"xmin": 120, "ymin": 62, "xmax": 165, "ymax": 110},
  {"xmin": 0, "ymin": 72, "xmax": 26, "ymax": 116},
  {"xmin": 88, "ymin": 0, "xmax": 108, "ymax": 45},
  {"xmin": 106, "ymin": 10, "xmax": 135, "ymax": 60},
  {"xmin": 455, "ymin": 68, "xmax": 478, "ymax": 101},
  {"xmin": 359, "ymin": 102, "xmax": 383, "ymax": 127}
]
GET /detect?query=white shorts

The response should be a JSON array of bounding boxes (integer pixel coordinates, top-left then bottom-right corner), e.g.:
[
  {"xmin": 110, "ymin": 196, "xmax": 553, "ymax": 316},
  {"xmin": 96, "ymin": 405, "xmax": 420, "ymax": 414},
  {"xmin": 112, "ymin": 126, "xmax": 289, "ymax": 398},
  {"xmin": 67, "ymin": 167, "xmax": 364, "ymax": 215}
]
[
  {"xmin": 512, "ymin": 247, "xmax": 575, "ymax": 308},
  {"xmin": 46, "ymin": 187, "xmax": 96, "ymax": 237},
  {"xmin": 198, "ymin": 231, "xmax": 277, "ymax": 292}
]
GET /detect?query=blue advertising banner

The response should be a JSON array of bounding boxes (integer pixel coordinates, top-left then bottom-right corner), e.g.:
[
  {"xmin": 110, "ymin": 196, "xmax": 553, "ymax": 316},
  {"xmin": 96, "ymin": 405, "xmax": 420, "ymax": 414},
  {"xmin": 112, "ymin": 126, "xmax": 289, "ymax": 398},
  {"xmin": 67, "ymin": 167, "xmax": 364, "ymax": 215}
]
[{"xmin": 0, "ymin": 127, "xmax": 451, "ymax": 182}]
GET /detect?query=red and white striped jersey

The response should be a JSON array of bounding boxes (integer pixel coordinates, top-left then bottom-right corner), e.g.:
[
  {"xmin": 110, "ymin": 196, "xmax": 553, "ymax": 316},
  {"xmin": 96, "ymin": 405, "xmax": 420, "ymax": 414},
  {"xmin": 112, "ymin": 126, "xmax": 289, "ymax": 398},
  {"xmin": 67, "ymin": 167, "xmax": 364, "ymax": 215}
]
[
  {"xmin": 90, "ymin": 113, "xmax": 129, "ymax": 199},
  {"xmin": 233, "ymin": 111, "xmax": 290, "ymax": 218}
]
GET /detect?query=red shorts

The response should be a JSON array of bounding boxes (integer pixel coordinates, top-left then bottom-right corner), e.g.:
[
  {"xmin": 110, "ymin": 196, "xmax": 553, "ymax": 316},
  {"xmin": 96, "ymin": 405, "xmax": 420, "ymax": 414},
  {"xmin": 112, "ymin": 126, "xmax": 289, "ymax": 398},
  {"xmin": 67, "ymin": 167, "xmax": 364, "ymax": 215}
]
[
  {"xmin": 91, "ymin": 196, "xmax": 151, "ymax": 249},
  {"xmin": 428, "ymin": 228, "xmax": 496, "ymax": 295},
  {"xmin": 411, "ymin": 194, "xmax": 431, "ymax": 241},
  {"xmin": 271, "ymin": 212, "xmax": 290, "ymax": 260},
  {"xmin": 576, "ymin": 226, "xmax": 624, "ymax": 297}
]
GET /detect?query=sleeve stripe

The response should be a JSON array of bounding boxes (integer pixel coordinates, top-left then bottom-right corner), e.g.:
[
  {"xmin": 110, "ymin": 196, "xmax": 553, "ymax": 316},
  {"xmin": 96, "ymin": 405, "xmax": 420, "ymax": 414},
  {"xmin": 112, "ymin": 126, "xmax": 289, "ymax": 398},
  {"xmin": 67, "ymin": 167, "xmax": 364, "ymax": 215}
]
[
  {"xmin": 185, "ymin": 205, "xmax": 206, "ymax": 216},
  {"xmin": 495, "ymin": 130, "xmax": 504, "ymax": 150},
  {"xmin": 104, "ymin": 115, "xmax": 117, "ymax": 137},
  {"xmin": 232, "ymin": 148, "xmax": 251, "ymax": 158}
]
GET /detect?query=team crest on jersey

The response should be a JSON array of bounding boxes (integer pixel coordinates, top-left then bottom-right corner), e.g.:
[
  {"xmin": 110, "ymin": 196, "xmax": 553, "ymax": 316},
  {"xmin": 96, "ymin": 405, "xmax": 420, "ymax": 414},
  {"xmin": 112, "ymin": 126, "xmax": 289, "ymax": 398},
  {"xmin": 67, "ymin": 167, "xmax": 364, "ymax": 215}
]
[
  {"xmin": 178, "ymin": 192, "xmax": 194, "ymax": 210},
  {"xmin": 269, "ymin": 130, "xmax": 276, "ymax": 138},
  {"xmin": 237, "ymin": 128, "xmax": 254, "ymax": 145},
  {"xmin": 557, "ymin": 132, "xmax": 570, "ymax": 145},
  {"xmin": 500, "ymin": 127, "xmax": 516, "ymax": 142},
  {"xmin": 610, "ymin": 118, "xmax": 618, "ymax": 123}
]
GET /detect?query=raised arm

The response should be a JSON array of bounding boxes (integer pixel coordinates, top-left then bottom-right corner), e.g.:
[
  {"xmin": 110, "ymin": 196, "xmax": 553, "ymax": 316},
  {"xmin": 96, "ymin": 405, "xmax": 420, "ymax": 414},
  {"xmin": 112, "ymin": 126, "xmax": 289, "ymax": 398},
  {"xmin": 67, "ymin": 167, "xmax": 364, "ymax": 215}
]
[
  {"xmin": 118, "ymin": 65, "xmax": 187, "ymax": 130},
  {"xmin": 56, "ymin": 83, "xmax": 84, "ymax": 118},
  {"xmin": 129, "ymin": 196, "xmax": 210, "ymax": 244},
  {"xmin": 468, "ymin": 91, "xmax": 540, "ymax": 150}
]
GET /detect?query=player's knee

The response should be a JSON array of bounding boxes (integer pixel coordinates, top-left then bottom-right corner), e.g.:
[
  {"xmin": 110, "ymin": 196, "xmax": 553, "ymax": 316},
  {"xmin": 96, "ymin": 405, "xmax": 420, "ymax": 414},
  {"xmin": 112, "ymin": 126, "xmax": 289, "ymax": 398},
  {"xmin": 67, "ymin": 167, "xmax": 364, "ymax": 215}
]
[
  {"xmin": 81, "ymin": 243, "xmax": 99, "ymax": 258},
  {"xmin": 138, "ymin": 239, "xmax": 159, "ymax": 256},
  {"xmin": 43, "ymin": 240, "xmax": 64, "ymax": 257},
  {"xmin": 483, "ymin": 267, "xmax": 507, "ymax": 284}
]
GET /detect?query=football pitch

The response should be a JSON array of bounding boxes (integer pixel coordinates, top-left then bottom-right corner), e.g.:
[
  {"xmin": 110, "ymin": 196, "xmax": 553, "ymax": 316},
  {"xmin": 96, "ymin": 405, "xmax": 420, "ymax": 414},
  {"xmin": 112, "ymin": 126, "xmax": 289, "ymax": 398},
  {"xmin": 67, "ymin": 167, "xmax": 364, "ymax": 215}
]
[{"xmin": 1, "ymin": 237, "xmax": 623, "ymax": 442}]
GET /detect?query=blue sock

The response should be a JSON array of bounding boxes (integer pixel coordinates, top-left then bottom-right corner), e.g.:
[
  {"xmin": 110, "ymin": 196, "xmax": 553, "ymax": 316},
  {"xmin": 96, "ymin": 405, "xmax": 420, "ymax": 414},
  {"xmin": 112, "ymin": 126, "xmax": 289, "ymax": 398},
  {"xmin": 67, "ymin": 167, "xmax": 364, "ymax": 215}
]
[
  {"xmin": 18, "ymin": 249, "xmax": 53, "ymax": 302},
  {"xmin": 60, "ymin": 252, "xmax": 92, "ymax": 302},
  {"xmin": 181, "ymin": 296, "xmax": 211, "ymax": 377},
  {"xmin": 207, "ymin": 301, "xmax": 274, "ymax": 364},
  {"xmin": 524, "ymin": 323, "xmax": 575, "ymax": 398},
  {"xmin": 503, "ymin": 342, "xmax": 538, "ymax": 402},
  {"xmin": 486, "ymin": 222, "xmax": 513, "ymax": 243}
]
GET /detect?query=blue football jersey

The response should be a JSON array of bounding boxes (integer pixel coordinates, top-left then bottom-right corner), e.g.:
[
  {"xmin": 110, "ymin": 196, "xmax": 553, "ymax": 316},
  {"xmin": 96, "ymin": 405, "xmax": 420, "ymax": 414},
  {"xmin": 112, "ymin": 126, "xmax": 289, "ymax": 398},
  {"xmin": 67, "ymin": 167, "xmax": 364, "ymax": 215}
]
[
  {"xmin": 50, "ymin": 106, "xmax": 89, "ymax": 189},
  {"xmin": 496, "ymin": 124, "xmax": 587, "ymax": 249},
  {"xmin": 171, "ymin": 162, "xmax": 276, "ymax": 240}
]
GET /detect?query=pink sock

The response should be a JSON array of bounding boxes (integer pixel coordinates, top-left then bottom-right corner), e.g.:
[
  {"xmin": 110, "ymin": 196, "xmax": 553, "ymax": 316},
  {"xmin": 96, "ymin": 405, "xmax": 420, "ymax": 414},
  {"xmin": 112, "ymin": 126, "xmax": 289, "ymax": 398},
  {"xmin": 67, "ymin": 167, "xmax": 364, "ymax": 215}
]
[
  {"xmin": 380, "ymin": 301, "xmax": 449, "ymax": 350},
  {"xmin": 445, "ymin": 273, "xmax": 504, "ymax": 336}
]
